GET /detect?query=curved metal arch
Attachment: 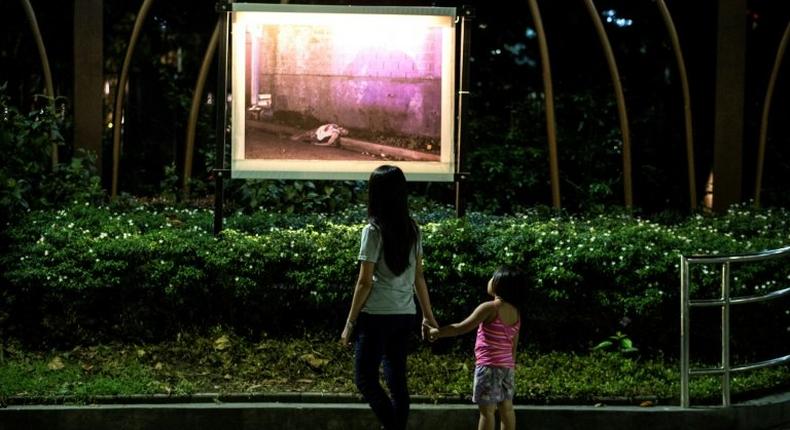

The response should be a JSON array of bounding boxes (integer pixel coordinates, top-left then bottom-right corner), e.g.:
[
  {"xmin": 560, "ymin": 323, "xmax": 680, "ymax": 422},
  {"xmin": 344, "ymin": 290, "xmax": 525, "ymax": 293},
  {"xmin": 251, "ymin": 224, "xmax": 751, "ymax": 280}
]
[
  {"xmin": 527, "ymin": 0, "xmax": 561, "ymax": 209},
  {"xmin": 656, "ymin": 0, "xmax": 697, "ymax": 210},
  {"xmin": 582, "ymin": 0, "xmax": 633, "ymax": 209},
  {"xmin": 183, "ymin": 21, "xmax": 220, "ymax": 197},
  {"xmin": 111, "ymin": 0, "xmax": 156, "ymax": 198},
  {"xmin": 20, "ymin": 0, "xmax": 57, "ymax": 167},
  {"xmin": 754, "ymin": 20, "xmax": 790, "ymax": 208}
]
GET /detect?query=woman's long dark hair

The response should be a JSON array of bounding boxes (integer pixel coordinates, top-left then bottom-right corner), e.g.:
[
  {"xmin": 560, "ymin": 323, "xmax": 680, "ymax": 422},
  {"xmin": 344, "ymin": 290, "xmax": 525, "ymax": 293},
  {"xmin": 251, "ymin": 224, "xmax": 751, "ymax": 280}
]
[{"xmin": 367, "ymin": 165, "xmax": 417, "ymax": 275}]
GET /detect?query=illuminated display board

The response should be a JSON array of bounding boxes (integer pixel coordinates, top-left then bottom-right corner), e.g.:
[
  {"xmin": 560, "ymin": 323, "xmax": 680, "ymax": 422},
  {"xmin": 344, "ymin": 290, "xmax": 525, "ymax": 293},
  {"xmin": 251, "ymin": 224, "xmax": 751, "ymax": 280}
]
[{"xmin": 231, "ymin": 4, "xmax": 457, "ymax": 181}]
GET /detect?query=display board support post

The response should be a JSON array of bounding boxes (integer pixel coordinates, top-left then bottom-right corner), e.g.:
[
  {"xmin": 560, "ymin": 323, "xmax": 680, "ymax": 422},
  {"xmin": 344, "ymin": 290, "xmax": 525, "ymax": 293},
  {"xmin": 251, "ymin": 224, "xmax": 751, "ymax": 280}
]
[
  {"xmin": 454, "ymin": 6, "xmax": 474, "ymax": 218},
  {"xmin": 213, "ymin": 0, "xmax": 232, "ymax": 236}
]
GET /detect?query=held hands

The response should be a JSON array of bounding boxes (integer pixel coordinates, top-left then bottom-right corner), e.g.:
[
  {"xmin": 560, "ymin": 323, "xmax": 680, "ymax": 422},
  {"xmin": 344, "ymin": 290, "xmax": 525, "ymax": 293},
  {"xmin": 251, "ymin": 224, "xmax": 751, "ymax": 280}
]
[
  {"xmin": 342, "ymin": 317, "xmax": 439, "ymax": 346},
  {"xmin": 422, "ymin": 319, "xmax": 440, "ymax": 343},
  {"xmin": 421, "ymin": 317, "xmax": 437, "ymax": 341}
]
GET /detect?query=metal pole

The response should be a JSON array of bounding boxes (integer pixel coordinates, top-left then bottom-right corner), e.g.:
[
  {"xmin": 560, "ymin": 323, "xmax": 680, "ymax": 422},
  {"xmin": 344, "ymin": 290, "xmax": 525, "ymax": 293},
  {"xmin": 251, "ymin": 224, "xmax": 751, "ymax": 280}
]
[
  {"xmin": 680, "ymin": 256, "xmax": 690, "ymax": 407},
  {"xmin": 455, "ymin": 8, "xmax": 472, "ymax": 218},
  {"xmin": 721, "ymin": 262, "xmax": 731, "ymax": 406},
  {"xmin": 214, "ymin": 1, "xmax": 230, "ymax": 235}
]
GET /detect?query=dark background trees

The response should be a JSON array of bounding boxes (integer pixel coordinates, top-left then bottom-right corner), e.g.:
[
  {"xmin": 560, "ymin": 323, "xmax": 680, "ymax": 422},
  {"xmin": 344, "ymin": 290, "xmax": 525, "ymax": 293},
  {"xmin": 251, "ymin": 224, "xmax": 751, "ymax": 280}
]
[{"xmin": 1, "ymin": 0, "xmax": 789, "ymax": 213}]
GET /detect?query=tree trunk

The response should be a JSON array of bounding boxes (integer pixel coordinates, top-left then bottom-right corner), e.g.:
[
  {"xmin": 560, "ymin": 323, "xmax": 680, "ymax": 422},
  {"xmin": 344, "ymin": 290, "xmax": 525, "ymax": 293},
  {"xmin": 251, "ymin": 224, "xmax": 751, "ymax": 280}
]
[{"xmin": 73, "ymin": 0, "xmax": 104, "ymax": 179}]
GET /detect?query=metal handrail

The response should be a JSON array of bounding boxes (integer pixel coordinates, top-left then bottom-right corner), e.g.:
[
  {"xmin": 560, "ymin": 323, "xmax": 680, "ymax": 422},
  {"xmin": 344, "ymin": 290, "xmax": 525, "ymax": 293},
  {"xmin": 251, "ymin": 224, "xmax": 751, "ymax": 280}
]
[
  {"xmin": 690, "ymin": 286, "xmax": 790, "ymax": 307},
  {"xmin": 690, "ymin": 354, "xmax": 790, "ymax": 376},
  {"xmin": 680, "ymin": 245, "xmax": 790, "ymax": 408},
  {"xmin": 683, "ymin": 245, "xmax": 790, "ymax": 264}
]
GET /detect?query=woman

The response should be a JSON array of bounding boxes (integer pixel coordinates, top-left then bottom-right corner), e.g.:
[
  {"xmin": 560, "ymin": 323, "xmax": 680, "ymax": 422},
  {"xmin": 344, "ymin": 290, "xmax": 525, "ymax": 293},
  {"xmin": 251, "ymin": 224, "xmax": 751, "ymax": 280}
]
[{"xmin": 340, "ymin": 165, "xmax": 438, "ymax": 430}]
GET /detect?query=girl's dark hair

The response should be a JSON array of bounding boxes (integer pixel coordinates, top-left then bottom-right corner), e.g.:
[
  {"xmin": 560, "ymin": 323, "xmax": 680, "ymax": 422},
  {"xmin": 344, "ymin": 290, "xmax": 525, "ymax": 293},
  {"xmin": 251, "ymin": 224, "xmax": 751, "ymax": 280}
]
[
  {"xmin": 367, "ymin": 165, "xmax": 417, "ymax": 275},
  {"xmin": 491, "ymin": 266, "xmax": 526, "ymax": 311}
]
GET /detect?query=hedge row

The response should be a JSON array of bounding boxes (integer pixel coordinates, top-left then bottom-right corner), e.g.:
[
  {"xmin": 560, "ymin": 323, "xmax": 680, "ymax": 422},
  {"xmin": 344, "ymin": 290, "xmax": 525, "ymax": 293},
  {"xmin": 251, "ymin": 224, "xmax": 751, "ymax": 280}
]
[{"xmin": 2, "ymin": 202, "xmax": 788, "ymax": 356}]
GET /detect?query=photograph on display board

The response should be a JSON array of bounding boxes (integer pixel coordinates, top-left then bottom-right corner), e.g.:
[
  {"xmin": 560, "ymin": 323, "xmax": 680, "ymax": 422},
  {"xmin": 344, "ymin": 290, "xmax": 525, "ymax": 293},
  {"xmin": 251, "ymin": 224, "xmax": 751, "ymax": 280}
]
[{"xmin": 230, "ymin": 4, "xmax": 457, "ymax": 181}]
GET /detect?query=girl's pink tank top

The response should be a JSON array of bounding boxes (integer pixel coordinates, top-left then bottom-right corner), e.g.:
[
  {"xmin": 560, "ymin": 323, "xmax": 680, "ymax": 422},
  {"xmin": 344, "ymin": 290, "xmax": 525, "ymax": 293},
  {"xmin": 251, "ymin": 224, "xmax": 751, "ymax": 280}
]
[{"xmin": 474, "ymin": 303, "xmax": 520, "ymax": 368}]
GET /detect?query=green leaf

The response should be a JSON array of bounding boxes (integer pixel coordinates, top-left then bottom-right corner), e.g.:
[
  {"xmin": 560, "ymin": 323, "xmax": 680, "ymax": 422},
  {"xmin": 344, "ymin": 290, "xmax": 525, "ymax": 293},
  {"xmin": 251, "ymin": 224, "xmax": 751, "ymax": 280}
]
[
  {"xmin": 621, "ymin": 338, "xmax": 634, "ymax": 350},
  {"xmin": 591, "ymin": 340, "xmax": 613, "ymax": 351}
]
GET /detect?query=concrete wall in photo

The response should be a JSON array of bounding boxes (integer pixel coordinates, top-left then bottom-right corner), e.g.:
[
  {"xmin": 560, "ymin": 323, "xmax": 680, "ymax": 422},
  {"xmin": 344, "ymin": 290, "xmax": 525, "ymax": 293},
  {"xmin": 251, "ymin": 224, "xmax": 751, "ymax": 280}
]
[{"xmin": 247, "ymin": 24, "xmax": 443, "ymax": 138}]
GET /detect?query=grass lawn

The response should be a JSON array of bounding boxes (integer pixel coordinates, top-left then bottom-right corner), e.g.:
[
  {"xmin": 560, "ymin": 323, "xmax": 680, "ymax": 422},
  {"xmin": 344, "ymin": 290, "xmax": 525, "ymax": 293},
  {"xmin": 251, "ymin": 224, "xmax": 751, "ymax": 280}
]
[{"xmin": 1, "ymin": 331, "xmax": 788, "ymax": 406}]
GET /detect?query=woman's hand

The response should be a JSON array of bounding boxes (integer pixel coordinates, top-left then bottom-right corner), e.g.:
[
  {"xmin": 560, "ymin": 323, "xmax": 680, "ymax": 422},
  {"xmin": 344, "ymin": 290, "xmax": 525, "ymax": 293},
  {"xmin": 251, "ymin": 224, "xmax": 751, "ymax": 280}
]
[
  {"xmin": 422, "ymin": 320, "xmax": 440, "ymax": 342},
  {"xmin": 421, "ymin": 318, "xmax": 437, "ymax": 341},
  {"xmin": 427, "ymin": 327, "xmax": 440, "ymax": 342},
  {"xmin": 340, "ymin": 319, "xmax": 355, "ymax": 347}
]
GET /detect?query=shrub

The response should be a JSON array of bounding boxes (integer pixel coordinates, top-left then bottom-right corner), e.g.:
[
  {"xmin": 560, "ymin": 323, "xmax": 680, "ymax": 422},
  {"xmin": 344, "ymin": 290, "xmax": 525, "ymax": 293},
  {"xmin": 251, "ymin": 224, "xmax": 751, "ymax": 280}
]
[
  {"xmin": 464, "ymin": 90, "xmax": 627, "ymax": 213},
  {"xmin": 1, "ymin": 203, "xmax": 788, "ymax": 359},
  {"xmin": 225, "ymin": 179, "xmax": 367, "ymax": 215},
  {"xmin": 0, "ymin": 86, "xmax": 61, "ymax": 222},
  {"xmin": 0, "ymin": 86, "xmax": 104, "ymax": 225}
]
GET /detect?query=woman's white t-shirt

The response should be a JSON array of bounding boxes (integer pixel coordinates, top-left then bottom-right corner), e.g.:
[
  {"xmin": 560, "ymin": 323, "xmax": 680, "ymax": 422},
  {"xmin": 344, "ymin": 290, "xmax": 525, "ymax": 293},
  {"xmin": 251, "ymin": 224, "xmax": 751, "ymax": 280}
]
[{"xmin": 357, "ymin": 224, "xmax": 421, "ymax": 315}]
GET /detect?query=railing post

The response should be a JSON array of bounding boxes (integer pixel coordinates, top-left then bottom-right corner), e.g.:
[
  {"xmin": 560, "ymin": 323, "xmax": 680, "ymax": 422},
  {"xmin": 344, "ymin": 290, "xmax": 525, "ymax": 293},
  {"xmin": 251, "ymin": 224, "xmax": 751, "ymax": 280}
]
[
  {"xmin": 681, "ymin": 246, "xmax": 790, "ymax": 407},
  {"xmin": 721, "ymin": 262, "xmax": 731, "ymax": 406},
  {"xmin": 680, "ymin": 256, "xmax": 690, "ymax": 408}
]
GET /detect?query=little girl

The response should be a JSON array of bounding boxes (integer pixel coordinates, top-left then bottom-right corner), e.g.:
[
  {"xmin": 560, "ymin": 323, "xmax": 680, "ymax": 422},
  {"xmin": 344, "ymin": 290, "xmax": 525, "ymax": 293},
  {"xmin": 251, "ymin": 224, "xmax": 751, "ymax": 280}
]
[{"xmin": 426, "ymin": 267, "xmax": 524, "ymax": 430}]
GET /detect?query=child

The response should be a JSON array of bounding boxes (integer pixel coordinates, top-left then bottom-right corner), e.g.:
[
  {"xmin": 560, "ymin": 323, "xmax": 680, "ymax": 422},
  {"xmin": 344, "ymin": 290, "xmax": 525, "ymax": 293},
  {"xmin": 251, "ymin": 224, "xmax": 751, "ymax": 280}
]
[{"xmin": 426, "ymin": 267, "xmax": 524, "ymax": 430}]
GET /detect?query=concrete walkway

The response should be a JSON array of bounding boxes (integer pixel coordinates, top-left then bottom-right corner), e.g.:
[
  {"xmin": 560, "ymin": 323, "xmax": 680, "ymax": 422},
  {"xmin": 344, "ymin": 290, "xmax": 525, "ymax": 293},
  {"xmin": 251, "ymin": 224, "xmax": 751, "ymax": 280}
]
[{"xmin": 1, "ymin": 392, "xmax": 788, "ymax": 430}]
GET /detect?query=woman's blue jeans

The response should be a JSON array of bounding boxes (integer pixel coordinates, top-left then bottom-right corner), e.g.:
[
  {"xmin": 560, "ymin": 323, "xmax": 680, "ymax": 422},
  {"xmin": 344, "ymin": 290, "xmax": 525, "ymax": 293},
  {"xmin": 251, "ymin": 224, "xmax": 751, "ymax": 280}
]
[{"xmin": 354, "ymin": 313, "xmax": 414, "ymax": 430}]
